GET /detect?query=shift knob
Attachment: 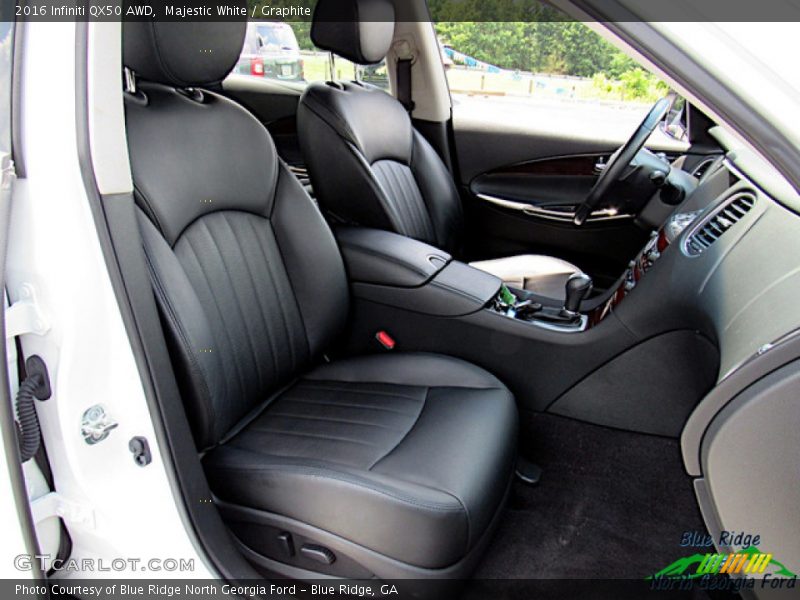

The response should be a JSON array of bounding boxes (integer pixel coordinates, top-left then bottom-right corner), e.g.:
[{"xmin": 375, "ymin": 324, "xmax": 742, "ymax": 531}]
[{"xmin": 563, "ymin": 272, "xmax": 593, "ymax": 315}]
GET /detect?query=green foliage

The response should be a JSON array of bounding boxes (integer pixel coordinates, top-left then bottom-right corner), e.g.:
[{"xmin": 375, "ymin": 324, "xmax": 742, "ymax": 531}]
[
  {"xmin": 250, "ymin": 0, "xmax": 669, "ymax": 100},
  {"xmin": 434, "ymin": 20, "xmax": 662, "ymax": 85}
]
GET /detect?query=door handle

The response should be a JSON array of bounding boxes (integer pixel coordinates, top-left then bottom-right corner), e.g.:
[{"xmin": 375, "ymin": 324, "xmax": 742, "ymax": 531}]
[{"xmin": 475, "ymin": 193, "xmax": 632, "ymax": 223}]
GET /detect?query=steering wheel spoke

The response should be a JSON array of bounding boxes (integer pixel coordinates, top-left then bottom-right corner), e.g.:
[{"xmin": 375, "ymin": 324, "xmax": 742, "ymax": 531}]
[{"xmin": 574, "ymin": 97, "xmax": 671, "ymax": 227}]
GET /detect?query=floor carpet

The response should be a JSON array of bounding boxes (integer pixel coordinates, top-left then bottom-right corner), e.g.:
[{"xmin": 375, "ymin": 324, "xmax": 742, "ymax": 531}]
[{"xmin": 463, "ymin": 413, "xmax": 712, "ymax": 599}]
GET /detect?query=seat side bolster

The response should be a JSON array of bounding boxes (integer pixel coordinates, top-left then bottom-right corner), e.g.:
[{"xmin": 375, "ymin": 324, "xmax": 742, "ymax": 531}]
[
  {"xmin": 297, "ymin": 99, "xmax": 403, "ymax": 233},
  {"xmin": 137, "ymin": 209, "xmax": 221, "ymax": 448},
  {"xmin": 271, "ymin": 164, "xmax": 350, "ymax": 356},
  {"xmin": 409, "ymin": 130, "xmax": 464, "ymax": 253},
  {"xmin": 303, "ymin": 352, "xmax": 508, "ymax": 390}
]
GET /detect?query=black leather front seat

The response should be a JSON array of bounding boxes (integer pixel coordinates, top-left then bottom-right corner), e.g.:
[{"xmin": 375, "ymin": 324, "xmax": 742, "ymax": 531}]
[
  {"xmin": 123, "ymin": 20, "xmax": 517, "ymax": 581},
  {"xmin": 298, "ymin": 0, "xmax": 581, "ymax": 299}
]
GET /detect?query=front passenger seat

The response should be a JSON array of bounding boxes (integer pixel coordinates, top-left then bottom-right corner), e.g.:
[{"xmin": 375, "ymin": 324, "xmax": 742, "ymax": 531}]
[
  {"xmin": 123, "ymin": 19, "xmax": 517, "ymax": 583},
  {"xmin": 298, "ymin": 0, "xmax": 581, "ymax": 300}
]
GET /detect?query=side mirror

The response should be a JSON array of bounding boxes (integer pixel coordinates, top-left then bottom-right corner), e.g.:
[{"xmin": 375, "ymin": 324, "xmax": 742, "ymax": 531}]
[{"xmin": 659, "ymin": 93, "xmax": 688, "ymax": 142}]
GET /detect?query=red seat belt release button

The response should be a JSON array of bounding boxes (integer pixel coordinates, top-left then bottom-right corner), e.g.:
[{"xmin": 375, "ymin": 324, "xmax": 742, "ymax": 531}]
[{"xmin": 375, "ymin": 330, "xmax": 396, "ymax": 350}]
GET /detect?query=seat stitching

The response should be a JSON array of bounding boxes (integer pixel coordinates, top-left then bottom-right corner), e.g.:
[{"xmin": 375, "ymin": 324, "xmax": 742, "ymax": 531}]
[
  {"xmin": 186, "ymin": 224, "xmax": 250, "ymax": 400},
  {"xmin": 244, "ymin": 427, "xmax": 382, "ymax": 448},
  {"xmin": 405, "ymin": 167, "xmax": 436, "ymax": 242},
  {"xmin": 366, "ymin": 386, "xmax": 473, "ymax": 552},
  {"xmin": 260, "ymin": 222, "xmax": 303, "ymax": 373},
  {"xmin": 240, "ymin": 217, "xmax": 287, "ymax": 376},
  {"xmin": 204, "ymin": 216, "xmax": 264, "ymax": 390},
  {"xmin": 370, "ymin": 161, "xmax": 411, "ymax": 236},
  {"xmin": 283, "ymin": 397, "xmax": 419, "ymax": 417},
  {"xmin": 264, "ymin": 412, "xmax": 407, "ymax": 432},
  {"xmin": 393, "ymin": 163, "xmax": 426, "ymax": 240},
  {"xmin": 247, "ymin": 217, "xmax": 302, "ymax": 374},
  {"xmin": 297, "ymin": 381, "xmax": 425, "ymax": 401},
  {"xmin": 368, "ymin": 386, "xmax": 428, "ymax": 471},
  {"xmin": 220, "ymin": 212, "xmax": 277, "ymax": 385},
  {"xmin": 382, "ymin": 162, "xmax": 415, "ymax": 237},
  {"xmin": 211, "ymin": 463, "xmax": 466, "ymax": 512},
  {"xmin": 302, "ymin": 379, "xmax": 506, "ymax": 393}
]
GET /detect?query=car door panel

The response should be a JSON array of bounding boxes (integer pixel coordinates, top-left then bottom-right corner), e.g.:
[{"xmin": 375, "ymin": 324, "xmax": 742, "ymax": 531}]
[
  {"xmin": 452, "ymin": 110, "xmax": 687, "ymax": 283},
  {"xmin": 469, "ymin": 154, "xmax": 604, "ymax": 208}
]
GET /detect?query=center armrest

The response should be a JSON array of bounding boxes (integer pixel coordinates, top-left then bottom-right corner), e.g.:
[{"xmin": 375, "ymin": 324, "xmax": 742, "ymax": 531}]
[
  {"xmin": 335, "ymin": 226, "xmax": 451, "ymax": 287},
  {"xmin": 335, "ymin": 227, "xmax": 502, "ymax": 317}
]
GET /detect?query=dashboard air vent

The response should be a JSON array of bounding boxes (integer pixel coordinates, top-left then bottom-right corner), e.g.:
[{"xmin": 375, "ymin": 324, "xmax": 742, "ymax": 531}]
[{"xmin": 684, "ymin": 192, "xmax": 756, "ymax": 256}]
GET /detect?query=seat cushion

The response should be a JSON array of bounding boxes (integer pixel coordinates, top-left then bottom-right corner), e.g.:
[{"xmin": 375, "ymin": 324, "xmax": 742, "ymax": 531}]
[
  {"xmin": 470, "ymin": 254, "xmax": 580, "ymax": 299},
  {"xmin": 203, "ymin": 352, "xmax": 517, "ymax": 569}
]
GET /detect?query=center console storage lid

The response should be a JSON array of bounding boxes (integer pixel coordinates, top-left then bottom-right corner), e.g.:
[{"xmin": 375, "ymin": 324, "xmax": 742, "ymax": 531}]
[
  {"xmin": 353, "ymin": 261, "xmax": 502, "ymax": 317},
  {"xmin": 336, "ymin": 226, "xmax": 451, "ymax": 287}
]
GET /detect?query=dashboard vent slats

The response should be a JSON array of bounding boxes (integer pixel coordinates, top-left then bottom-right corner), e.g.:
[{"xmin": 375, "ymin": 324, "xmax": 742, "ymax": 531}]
[{"xmin": 684, "ymin": 192, "xmax": 756, "ymax": 256}]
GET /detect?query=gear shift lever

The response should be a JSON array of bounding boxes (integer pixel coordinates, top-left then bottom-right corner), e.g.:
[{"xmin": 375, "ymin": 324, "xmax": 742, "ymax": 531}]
[{"xmin": 561, "ymin": 272, "xmax": 593, "ymax": 319}]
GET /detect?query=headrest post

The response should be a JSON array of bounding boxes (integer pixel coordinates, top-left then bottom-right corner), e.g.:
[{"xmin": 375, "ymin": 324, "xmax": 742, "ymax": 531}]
[{"xmin": 328, "ymin": 52, "xmax": 337, "ymax": 81}]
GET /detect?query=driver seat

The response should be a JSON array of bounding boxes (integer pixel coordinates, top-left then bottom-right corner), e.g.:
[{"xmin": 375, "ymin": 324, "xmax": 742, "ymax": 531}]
[{"xmin": 298, "ymin": 0, "xmax": 581, "ymax": 299}]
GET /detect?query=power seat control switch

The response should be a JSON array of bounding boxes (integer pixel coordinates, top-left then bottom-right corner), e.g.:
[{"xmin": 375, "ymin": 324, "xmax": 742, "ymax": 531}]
[
  {"xmin": 277, "ymin": 532, "xmax": 295, "ymax": 557},
  {"xmin": 300, "ymin": 544, "xmax": 336, "ymax": 565}
]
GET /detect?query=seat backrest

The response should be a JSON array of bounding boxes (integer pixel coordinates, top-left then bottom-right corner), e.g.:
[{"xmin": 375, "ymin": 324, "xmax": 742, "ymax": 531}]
[
  {"xmin": 297, "ymin": 0, "xmax": 464, "ymax": 254},
  {"xmin": 123, "ymin": 21, "xmax": 349, "ymax": 450}
]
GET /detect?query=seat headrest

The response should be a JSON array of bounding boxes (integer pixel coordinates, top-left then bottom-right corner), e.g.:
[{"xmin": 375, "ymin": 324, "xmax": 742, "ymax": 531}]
[
  {"xmin": 311, "ymin": 0, "xmax": 395, "ymax": 65},
  {"xmin": 123, "ymin": 20, "xmax": 247, "ymax": 87}
]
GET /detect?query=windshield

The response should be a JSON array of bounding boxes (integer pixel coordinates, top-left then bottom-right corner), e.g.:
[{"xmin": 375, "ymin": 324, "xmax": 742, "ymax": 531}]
[
  {"xmin": 255, "ymin": 24, "xmax": 299, "ymax": 52},
  {"xmin": 650, "ymin": 21, "xmax": 800, "ymax": 187}
]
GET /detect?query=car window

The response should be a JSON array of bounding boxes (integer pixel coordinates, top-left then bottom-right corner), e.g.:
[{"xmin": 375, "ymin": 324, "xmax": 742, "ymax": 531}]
[
  {"xmin": 434, "ymin": 15, "xmax": 679, "ymax": 144},
  {"xmin": 231, "ymin": 19, "xmax": 389, "ymax": 89}
]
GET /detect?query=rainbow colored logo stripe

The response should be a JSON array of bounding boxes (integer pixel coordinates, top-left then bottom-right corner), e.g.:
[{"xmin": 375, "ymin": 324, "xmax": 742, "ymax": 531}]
[
  {"xmin": 697, "ymin": 552, "xmax": 774, "ymax": 575},
  {"xmin": 649, "ymin": 546, "xmax": 796, "ymax": 579}
]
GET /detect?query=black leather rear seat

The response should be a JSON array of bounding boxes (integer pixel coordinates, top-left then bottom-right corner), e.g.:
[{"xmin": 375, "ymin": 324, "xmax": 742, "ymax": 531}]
[{"xmin": 123, "ymin": 19, "xmax": 517, "ymax": 580}]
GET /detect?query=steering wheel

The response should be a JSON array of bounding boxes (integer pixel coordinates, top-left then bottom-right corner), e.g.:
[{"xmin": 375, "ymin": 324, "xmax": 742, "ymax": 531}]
[{"xmin": 573, "ymin": 97, "xmax": 672, "ymax": 226}]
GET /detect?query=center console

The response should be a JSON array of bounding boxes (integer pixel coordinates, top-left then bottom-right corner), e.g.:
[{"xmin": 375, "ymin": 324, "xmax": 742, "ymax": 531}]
[
  {"xmin": 486, "ymin": 209, "xmax": 704, "ymax": 332},
  {"xmin": 337, "ymin": 210, "xmax": 701, "ymax": 336},
  {"xmin": 335, "ymin": 216, "xmax": 719, "ymax": 428},
  {"xmin": 335, "ymin": 226, "xmax": 502, "ymax": 317}
]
